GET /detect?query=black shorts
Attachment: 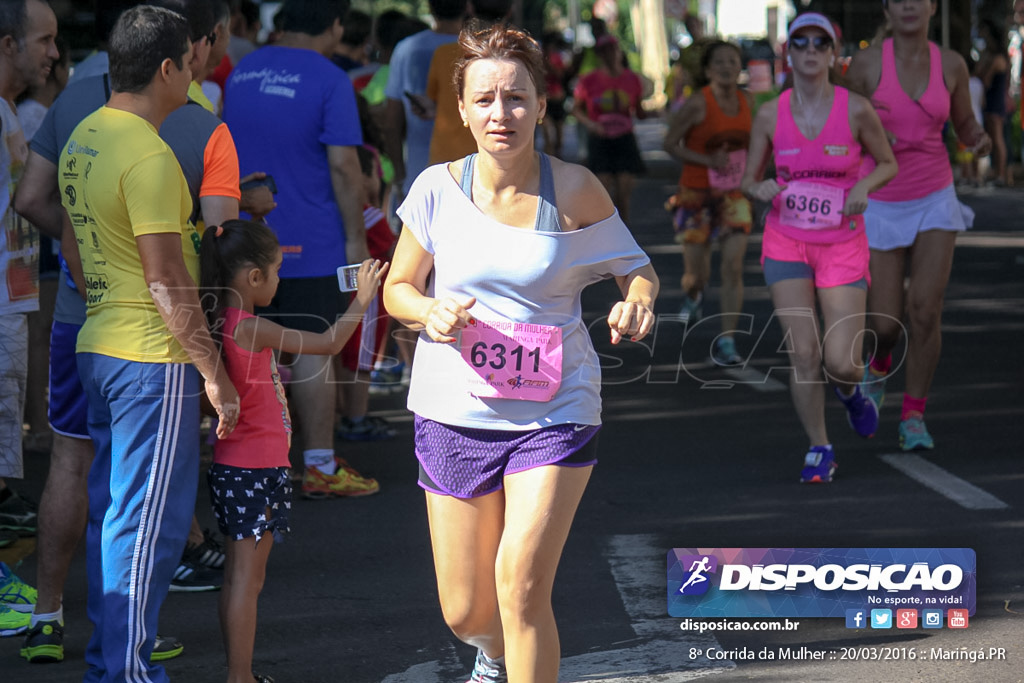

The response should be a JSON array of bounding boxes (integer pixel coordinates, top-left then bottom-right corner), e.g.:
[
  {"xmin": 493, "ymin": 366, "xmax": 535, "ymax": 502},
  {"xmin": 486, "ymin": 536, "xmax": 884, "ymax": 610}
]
[
  {"xmin": 256, "ymin": 275, "xmax": 348, "ymax": 333},
  {"xmin": 546, "ymin": 98, "xmax": 568, "ymax": 122},
  {"xmin": 207, "ymin": 464, "xmax": 292, "ymax": 543},
  {"xmin": 587, "ymin": 132, "xmax": 646, "ymax": 176}
]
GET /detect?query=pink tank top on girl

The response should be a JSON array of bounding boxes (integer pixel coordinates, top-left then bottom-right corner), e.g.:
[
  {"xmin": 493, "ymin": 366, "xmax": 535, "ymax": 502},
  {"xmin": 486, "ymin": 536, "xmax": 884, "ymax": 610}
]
[
  {"xmin": 864, "ymin": 39, "xmax": 952, "ymax": 201},
  {"xmin": 766, "ymin": 86, "xmax": 864, "ymax": 244},
  {"xmin": 213, "ymin": 307, "xmax": 292, "ymax": 469}
]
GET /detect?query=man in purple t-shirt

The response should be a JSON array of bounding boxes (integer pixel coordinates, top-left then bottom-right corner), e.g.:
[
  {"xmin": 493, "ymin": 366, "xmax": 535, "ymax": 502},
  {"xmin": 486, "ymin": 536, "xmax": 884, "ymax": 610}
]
[{"xmin": 224, "ymin": 0, "xmax": 377, "ymax": 498}]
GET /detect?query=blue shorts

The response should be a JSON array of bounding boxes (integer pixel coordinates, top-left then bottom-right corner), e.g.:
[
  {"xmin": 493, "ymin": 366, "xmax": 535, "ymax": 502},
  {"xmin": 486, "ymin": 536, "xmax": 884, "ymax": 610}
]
[
  {"xmin": 415, "ymin": 416, "xmax": 599, "ymax": 499},
  {"xmin": 208, "ymin": 464, "xmax": 292, "ymax": 543},
  {"xmin": 48, "ymin": 321, "xmax": 88, "ymax": 438}
]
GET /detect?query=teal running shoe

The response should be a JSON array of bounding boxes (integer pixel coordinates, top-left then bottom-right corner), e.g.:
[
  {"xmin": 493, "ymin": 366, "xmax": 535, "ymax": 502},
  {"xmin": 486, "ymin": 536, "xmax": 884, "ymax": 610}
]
[
  {"xmin": 678, "ymin": 294, "xmax": 703, "ymax": 325},
  {"xmin": 899, "ymin": 415, "xmax": 934, "ymax": 451},
  {"xmin": 711, "ymin": 337, "xmax": 743, "ymax": 366},
  {"xmin": 860, "ymin": 364, "xmax": 888, "ymax": 413}
]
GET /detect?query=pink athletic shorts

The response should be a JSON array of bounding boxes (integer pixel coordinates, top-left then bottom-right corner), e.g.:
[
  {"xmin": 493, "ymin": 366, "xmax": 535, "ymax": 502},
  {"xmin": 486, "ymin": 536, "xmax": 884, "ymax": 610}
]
[{"xmin": 761, "ymin": 227, "xmax": 870, "ymax": 289}]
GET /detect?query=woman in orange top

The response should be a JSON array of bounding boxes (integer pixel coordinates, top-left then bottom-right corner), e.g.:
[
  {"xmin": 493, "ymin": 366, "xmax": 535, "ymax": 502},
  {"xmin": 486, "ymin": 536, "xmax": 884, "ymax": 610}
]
[{"xmin": 663, "ymin": 41, "xmax": 753, "ymax": 365}]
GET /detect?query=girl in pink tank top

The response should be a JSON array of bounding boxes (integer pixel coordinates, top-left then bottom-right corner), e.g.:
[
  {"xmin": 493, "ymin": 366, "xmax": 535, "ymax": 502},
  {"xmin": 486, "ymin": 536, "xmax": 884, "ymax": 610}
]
[
  {"xmin": 741, "ymin": 12, "xmax": 897, "ymax": 484},
  {"xmin": 199, "ymin": 220, "xmax": 388, "ymax": 683},
  {"xmin": 766, "ymin": 86, "xmax": 864, "ymax": 244},
  {"xmin": 846, "ymin": 0, "xmax": 990, "ymax": 452}
]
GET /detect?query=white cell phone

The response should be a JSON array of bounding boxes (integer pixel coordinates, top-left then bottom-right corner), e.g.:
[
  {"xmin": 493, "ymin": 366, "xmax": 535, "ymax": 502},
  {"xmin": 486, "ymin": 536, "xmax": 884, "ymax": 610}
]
[{"xmin": 337, "ymin": 264, "xmax": 361, "ymax": 292}]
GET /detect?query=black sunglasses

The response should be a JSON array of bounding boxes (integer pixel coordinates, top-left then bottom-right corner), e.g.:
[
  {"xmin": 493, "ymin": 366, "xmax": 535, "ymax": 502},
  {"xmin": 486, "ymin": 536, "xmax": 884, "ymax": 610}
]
[{"xmin": 790, "ymin": 35, "xmax": 832, "ymax": 51}]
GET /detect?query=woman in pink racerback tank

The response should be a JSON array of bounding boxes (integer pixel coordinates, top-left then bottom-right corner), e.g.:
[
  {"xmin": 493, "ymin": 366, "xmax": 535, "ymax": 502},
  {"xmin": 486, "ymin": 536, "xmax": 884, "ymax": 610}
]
[
  {"xmin": 740, "ymin": 13, "xmax": 897, "ymax": 484},
  {"xmin": 846, "ymin": 0, "xmax": 990, "ymax": 452}
]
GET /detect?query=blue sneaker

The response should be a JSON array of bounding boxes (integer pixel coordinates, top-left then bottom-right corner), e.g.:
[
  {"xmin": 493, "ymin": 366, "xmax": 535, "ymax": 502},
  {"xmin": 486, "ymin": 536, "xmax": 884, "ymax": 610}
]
[
  {"xmin": 835, "ymin": 386, "xmax": 878, "ymax": 438},
  {"xmin": 468, "ymin": 649, "xmax": 507, "ymax": 683},
  {"xmin": 899, "ymin": 415, "xmax": 934, "ymax": 451},
  {"xmin": 800, "ymin": 446, "xmax": 836, "ymax": 483},
  {"xmin": 860, "ymin": 365, "xmax": 887, "ymax": 413}
]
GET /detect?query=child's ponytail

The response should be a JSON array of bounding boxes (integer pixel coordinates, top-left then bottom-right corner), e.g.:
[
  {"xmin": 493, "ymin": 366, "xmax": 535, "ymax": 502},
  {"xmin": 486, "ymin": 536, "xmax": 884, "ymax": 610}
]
[{"xmin": 199, "ymin": 220, "xmax": 280, "ymax": 346}]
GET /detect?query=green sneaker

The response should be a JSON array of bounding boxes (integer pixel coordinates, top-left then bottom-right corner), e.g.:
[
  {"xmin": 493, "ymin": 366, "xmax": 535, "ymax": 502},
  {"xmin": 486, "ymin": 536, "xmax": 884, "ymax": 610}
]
[
  {"xmin": 0, "ymin": 603, "xmax": 31, "ymax": 637},
  {"xmin": 20, "ymin": 619, "xmax": 63, "ymax": 662},
  {"xmin": 860, "ymin": 364, "xmax": 887, "ymax": 413},
  {"xmin": 150, "ymin": 634, "xmax": 184, "ymax": 661},
  {"xmin": 899, "ymin": 415, "xmax": 934, "ymax": 451},
  {"xmin": 0, "ymin": 562, "xmax": 37, "ymax": 613}
]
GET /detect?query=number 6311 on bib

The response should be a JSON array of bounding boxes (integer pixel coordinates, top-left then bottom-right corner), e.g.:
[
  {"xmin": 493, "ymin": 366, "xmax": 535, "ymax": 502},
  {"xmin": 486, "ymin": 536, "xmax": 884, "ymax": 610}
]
[{"xmin": 459, "ymin": 319, "xmax": 563, "ymax": 402}]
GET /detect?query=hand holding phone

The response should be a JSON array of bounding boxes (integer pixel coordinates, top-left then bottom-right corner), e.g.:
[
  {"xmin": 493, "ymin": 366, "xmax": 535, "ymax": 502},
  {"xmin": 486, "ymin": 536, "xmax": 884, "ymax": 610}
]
[{"xmin": 240, "ymin": 174, "xmax": 277, "ymax": 194}]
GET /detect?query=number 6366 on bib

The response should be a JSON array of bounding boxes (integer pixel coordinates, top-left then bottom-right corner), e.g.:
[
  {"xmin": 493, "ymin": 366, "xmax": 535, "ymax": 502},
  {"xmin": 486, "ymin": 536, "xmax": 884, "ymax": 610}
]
[{"xmin": 459, "ymin": 319, "xmax": 563, "ymax": 402}]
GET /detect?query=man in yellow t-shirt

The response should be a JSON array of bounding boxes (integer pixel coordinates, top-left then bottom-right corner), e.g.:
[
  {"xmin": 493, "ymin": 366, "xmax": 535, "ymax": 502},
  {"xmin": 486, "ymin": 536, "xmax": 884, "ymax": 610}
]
[{"xmin": 58, "ymin": 7, "xmax": 238, "ymax": 681}]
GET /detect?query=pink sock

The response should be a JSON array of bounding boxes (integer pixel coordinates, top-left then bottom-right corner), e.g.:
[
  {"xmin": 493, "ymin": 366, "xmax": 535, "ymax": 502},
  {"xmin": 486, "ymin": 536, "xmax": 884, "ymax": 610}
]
[
  {"xmin": 901, "ymin": 395, "xmax": 927, "ymax": 421},
  {"xmin": 870, "ymin": 354, "xmax": 892, "ymax": 375}
]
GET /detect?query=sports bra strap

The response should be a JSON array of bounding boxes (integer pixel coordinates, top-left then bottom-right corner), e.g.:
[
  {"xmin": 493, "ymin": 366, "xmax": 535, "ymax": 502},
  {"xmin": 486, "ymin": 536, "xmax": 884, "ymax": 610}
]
[
  {"xmin": 460, "ymin": 153, "xmax": 476, "ymax": 197},
  {"xmin": 459, "ymin": 152, "xmax": 562, "ymax": 232},
  {"xmin": 535, "ymin": 153, "xmax": 562, "ymax": 232}
]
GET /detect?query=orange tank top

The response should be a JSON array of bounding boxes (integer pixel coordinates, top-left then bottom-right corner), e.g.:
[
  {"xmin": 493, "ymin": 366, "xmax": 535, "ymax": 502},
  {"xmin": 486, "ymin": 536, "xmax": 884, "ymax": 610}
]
[{"xmin": 680, "ymin": 85, "xmax": 753, "ymax": 189}]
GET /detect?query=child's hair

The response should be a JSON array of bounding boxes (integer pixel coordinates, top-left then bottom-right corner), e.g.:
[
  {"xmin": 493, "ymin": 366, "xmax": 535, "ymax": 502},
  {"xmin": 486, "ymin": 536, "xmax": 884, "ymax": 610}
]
[
  {"xmin": 357, "ymin": 145, "xmax": 384, "ymax": 207},
  {"xmin": 199, "ymin": 219, "xmax": 280, "ymax": 338}
]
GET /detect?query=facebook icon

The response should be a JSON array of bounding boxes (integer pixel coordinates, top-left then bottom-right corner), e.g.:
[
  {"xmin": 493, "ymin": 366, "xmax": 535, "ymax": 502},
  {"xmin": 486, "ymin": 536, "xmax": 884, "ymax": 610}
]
[{"xmin": 845, "ymin": 609, "xmax": 866, "ymax": 629}]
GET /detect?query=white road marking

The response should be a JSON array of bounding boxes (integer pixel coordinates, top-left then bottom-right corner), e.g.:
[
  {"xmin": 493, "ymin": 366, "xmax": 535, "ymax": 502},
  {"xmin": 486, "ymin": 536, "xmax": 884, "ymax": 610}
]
[
  {"xmin": 721, "ymin": 367, "xmax": 788, "ymax": 392},
  {"xmin": 379, "ymin": 641, "xmax": 463, "ymax": 683},
  {"xmin": 879, "ymin": 454, "xmax": 1010, "ymax": 510},
  {"xmin": 381, "ymin": 534, "xmax": 732, "ymax": 682},
  {"xmin": 555, "ymin": 535, "xmax": 731, "ymax": 682}
]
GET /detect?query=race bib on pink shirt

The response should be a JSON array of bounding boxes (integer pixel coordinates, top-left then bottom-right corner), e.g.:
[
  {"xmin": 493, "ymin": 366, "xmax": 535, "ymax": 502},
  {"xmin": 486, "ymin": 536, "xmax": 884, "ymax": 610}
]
[
  {"xmin": 779, "ymin": 182, "xmax": 844, "ymax": 229},
  {"xmin": 708, "ymin": 150, "xmax": 747, "ymax": 191},
  {"xmin": 460, "ymin": 319, "xmax": 562, "ymax": 402}
]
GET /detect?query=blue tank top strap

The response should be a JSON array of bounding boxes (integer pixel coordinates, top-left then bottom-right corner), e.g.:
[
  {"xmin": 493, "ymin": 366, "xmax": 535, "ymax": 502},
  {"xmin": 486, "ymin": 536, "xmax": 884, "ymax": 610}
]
[
  {"xmin": 534, "ymin": 153, "xmax": 562, "ymax": 232},
  {"xmin": 460, "ymin": 154, "xmax": 476, "ymax": 198}
]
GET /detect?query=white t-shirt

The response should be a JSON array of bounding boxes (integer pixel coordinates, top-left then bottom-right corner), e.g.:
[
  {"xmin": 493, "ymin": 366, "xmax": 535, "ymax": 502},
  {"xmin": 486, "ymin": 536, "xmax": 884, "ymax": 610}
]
[
  {"xmin": 969, "ymin": 76, "xmax": 984, "ymax": 126},
  {"xmin": 397, "ymin": 162, "xmax": 650, "ymax": 430}
]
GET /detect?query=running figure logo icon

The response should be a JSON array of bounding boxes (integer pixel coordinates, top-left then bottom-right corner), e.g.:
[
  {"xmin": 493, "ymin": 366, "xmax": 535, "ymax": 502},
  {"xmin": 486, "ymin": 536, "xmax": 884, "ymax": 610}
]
[{"xmin": 677, "ymin": 554, "xmax": 718, "ymax": 595}]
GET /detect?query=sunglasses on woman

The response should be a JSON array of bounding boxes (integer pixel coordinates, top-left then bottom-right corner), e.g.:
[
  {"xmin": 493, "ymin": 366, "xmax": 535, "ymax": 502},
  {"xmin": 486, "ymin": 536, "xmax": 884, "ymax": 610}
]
[{"xmin": 789, "ymin": 35, "xmax": 833, "ymax": 51}]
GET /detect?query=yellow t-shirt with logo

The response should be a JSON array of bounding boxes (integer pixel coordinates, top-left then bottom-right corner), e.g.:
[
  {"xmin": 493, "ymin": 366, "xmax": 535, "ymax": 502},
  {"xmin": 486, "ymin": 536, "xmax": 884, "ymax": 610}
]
[{"xmin": 60, "ymin": 106, "xmax": 196, "ymax": 363}]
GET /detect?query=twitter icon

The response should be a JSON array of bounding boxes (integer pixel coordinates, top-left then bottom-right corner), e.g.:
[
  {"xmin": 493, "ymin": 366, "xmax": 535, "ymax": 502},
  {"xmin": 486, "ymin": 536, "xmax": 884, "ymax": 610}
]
[{"xmin": 870, "ymin": 609, "xmax": 892, "ymax": 629}]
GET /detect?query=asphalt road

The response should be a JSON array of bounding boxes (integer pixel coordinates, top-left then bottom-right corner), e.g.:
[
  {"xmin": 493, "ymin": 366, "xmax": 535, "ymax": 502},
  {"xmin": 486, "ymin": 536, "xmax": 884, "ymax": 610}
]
[{"xmin": 2, "ymin": 120, "xmax": 1021, "ymax": 682}]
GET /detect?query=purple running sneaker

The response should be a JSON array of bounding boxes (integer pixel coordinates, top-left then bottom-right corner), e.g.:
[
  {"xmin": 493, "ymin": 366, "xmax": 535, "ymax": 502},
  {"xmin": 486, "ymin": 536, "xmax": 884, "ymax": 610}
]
[{"xmin": 800, "ymin": 445, "xmax": 837, "ymax": 484}]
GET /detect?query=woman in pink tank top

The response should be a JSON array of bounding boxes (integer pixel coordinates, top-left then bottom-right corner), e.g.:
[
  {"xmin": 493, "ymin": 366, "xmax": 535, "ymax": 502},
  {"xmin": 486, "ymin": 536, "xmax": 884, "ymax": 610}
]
[
  {"xmin": 847, "ymin": 0, "xmax": 990, "ymax": 452},
  {"xmin": 740, "ymin": 13, "xmax": 897, "ymax": 484}
]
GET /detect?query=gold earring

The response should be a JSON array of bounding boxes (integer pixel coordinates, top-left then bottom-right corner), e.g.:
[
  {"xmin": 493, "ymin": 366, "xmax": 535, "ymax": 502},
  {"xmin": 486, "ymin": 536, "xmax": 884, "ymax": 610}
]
[
  {"xmin": 538, "ymin": 117, "xmax": 544, "ymax": 126},
  {"xmin": 462, "ymin": 120, "xmax": 469, "ymax": 128}
]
